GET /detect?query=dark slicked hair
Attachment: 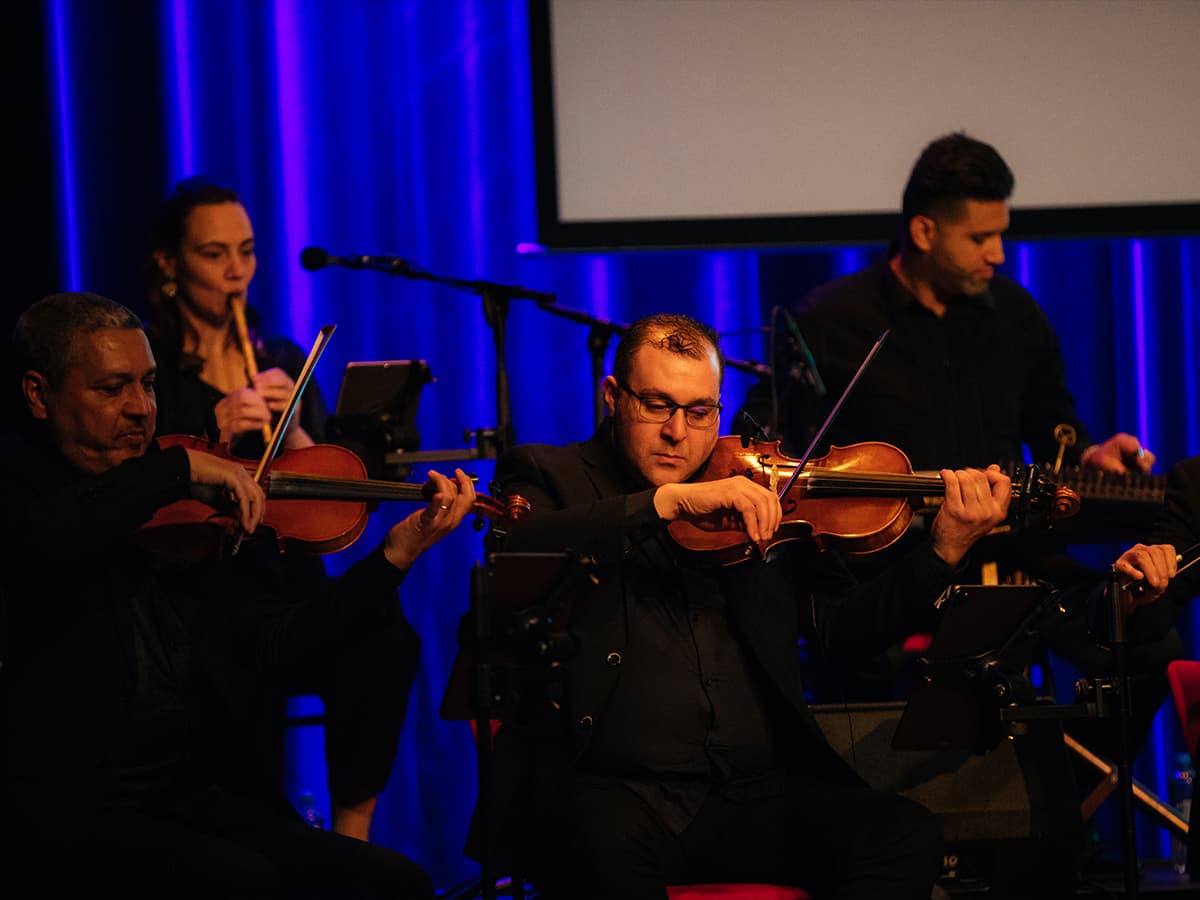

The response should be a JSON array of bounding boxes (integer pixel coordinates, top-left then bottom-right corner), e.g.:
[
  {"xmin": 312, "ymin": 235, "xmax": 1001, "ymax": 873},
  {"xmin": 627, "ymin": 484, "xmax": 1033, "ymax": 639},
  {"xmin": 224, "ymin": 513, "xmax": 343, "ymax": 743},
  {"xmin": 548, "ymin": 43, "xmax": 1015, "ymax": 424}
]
[
  {"xmin": 612, "ymin": 313, "xmax": 725, "ymax": 385},
  {"xmin": 149, "ymin": 176, "xmax": 243, "ymax": 260},
  {"xmin": 146, "ymin": 176, "xmax": 248, "ymax": 365},
  {"xmin": 900, "ymin": 132, "xmax": 1014, "ymax": 249},
  {"xmin": 14, "ymin": 292, "xmax": 143, "ymax": 387}
]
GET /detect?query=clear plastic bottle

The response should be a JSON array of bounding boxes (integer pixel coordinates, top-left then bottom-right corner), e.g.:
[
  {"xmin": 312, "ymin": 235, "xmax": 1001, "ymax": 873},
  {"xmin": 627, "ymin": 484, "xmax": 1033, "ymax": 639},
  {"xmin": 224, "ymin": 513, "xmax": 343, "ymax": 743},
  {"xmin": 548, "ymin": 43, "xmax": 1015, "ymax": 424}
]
[
  {"xmin": 1170, "ymin": 752, "xmax": 1193, "ymax": 874},
  {"xmin": 296, "ymin": 790, "xmax": 325, "ymax": 830}
]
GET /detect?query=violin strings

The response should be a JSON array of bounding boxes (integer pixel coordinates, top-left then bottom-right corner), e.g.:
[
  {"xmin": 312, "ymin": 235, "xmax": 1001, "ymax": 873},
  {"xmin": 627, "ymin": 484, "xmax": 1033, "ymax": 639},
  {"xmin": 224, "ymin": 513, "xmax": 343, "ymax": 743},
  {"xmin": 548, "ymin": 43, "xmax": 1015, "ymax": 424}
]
[
  {"xmin": 780, "ymin": 469, "xmax": 944, "ymax": 496},
  {"xmin": 266, "ymin": 471, "xmax": 428, "ymax": 502}
]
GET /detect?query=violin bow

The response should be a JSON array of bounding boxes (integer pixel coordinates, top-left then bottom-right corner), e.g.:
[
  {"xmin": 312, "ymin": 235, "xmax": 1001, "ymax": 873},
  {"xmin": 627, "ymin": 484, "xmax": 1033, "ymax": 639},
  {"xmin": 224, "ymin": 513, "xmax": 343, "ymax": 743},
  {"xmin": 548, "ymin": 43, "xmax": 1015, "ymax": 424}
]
[
  {"xmin": 252, "ymin": 324, "xmax": 337, "ymax": 484},
  {"xmin": 1120, "ymin": 541, "xmax": 1200, "ymax": 601},
  {"xmin": 777, "ymin": 330, "xmax": 890, "ymax": 498},
  {"xmin": 225, "ymin": 324, "xmax": 336, "ymax": 557},
  {"xmin": 778, "ymin": 331, "xmax": 888, "ymax": 778}
]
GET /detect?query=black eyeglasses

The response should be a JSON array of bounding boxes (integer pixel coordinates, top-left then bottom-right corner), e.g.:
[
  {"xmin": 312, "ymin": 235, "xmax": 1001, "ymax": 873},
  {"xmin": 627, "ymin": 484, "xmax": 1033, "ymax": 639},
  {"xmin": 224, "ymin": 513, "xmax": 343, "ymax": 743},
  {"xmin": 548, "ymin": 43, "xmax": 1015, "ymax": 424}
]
[{"xmin": 615, "ymin": 380, "xmax": 722, "ymax": 428}]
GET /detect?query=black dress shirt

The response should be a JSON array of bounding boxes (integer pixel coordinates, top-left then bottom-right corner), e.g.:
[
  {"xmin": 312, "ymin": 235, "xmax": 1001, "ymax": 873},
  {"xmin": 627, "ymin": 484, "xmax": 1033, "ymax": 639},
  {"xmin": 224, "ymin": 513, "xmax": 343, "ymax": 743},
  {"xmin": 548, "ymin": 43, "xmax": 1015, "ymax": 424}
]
[
  {"xmin": 581, "ymin": 559, "xmax": 781, "ymax": 833},
  {"xmin": 740, "ymin": 255, "xmax": 1091, "ymax": 472},
  {"xmin": 150, "ymin": 333, "xmax": 327, "ymax": 458},
  {"xmin": 477, "ymin": 424, "xmax": 960, "ymax": 845}
]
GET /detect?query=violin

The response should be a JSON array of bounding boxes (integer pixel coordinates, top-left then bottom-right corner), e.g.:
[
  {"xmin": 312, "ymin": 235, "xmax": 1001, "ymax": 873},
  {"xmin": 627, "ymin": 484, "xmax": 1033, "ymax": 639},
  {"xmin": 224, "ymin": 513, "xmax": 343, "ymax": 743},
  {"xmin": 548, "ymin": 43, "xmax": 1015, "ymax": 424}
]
[
  {"xmin": 667, "ymin": 436, "xmax": 1081, "ymax": 566},
  {"xmin": 139, "ymin": 433, "xmax": 531, "ymax": 560}
]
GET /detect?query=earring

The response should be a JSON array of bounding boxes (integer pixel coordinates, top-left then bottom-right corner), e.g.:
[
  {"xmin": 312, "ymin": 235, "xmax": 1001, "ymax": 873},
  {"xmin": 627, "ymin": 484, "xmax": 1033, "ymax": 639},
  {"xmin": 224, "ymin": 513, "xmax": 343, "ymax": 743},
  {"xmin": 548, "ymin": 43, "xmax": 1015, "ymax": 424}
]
[{"xmin": 161, "ymin": 279, "xmax": 178, "ymax": 299}]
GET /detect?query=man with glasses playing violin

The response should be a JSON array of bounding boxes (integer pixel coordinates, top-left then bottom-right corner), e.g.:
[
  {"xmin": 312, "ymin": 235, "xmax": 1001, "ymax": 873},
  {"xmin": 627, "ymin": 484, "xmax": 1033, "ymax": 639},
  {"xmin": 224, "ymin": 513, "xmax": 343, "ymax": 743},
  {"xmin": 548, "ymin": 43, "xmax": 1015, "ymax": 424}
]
[
  {"xmin": 467, "ymin": 312, "xmax": 1169, "ymax": 900},
  {"xmin": 1, "ymin": 291, "xmax": 476, "ymax": 898}
]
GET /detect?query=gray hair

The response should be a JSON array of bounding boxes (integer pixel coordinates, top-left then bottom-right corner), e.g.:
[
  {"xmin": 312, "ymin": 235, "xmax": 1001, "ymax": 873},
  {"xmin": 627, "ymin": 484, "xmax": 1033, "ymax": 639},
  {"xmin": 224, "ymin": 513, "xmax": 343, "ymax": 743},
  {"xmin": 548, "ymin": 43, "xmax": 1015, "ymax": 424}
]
[{"xmin": 14, "ymin": 292, "xmax": 143, "ymax": 386}]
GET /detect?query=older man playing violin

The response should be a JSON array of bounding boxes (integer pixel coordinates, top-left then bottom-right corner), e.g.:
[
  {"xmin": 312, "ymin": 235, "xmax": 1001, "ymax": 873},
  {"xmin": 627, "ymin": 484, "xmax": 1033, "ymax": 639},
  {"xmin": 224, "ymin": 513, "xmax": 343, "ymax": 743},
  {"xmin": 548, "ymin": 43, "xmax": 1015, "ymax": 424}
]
[
  {"xmin": 1, "ymin": 292, "xmax": 473, "ymax": 898},
  {"xmin": 466, "ymin": 312, "xmax": 1171, "ymax": 900}
]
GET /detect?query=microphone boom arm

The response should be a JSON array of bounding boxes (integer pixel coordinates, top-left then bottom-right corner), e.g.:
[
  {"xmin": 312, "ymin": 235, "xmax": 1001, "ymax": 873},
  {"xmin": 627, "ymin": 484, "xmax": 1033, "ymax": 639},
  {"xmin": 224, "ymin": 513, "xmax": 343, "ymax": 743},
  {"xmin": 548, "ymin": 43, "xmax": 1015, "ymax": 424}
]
[{"xmin": 301, "ymin": 245, "xmax": 770, "ymax": 444}]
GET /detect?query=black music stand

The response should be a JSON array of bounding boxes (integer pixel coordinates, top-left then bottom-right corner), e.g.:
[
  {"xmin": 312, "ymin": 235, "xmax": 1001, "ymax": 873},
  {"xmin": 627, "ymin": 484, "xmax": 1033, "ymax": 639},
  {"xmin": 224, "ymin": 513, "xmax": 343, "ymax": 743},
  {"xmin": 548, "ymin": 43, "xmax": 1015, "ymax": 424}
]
[
  {"xmin": 891, "ymin": 584, "xmax": 1055, "ymax": 755},
  {"xmin": 441, "ymin": 551, "xmax": 595, "ymax": 900},
  {"xmin": 893, "ymin": 581, "xmax": 1143, "ymax": 899},
  {"xmin": 326, "ymin": 359, "xmax": 432, "ymax": 479}
]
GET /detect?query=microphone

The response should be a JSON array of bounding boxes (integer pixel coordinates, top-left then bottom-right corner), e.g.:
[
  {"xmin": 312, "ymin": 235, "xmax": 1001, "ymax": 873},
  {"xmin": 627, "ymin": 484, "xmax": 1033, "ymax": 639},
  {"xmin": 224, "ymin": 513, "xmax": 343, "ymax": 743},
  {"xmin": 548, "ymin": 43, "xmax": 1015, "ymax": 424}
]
[
  {"xmin": 299, "ymin": 246, "xmax": 336, "ymax": 270},
  {"xmin": 300, "ymin": 245, "xmax": 558, "ymax": 305},
  {"xmin": 736, "ymin": 410, "xmax": 768, "ymax": 447},
  {"xmin": 300, "ymin": 246, "xmax": 415, "ymax": 276},
  {"xmin": 780, "ymin": 308, "xmax": 827, "ymax": 397}
]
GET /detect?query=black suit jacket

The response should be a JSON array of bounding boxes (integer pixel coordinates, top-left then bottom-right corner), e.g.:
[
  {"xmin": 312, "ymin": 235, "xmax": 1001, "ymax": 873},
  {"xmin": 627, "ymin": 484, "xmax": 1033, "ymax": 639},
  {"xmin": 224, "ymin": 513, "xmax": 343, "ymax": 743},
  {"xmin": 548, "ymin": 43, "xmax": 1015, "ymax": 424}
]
[
  {"xmin": 0, "ymin": 429, "xmax": 408, "ymax": 884},
  {"xmin": 1154, "ymin": 456, "xmax": 1200, "ymax": 611},
  {"xmin": 469, "ymin": 423, "xmax": 962, "ymax": 870}
]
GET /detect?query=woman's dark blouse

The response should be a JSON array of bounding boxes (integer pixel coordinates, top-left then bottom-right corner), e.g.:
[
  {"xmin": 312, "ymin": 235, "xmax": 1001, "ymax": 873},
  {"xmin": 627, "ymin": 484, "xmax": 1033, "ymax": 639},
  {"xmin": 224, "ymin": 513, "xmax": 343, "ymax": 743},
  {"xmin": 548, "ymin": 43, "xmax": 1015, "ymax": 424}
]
[{"xmin": 150, "ymin": 334, "xmax": 328, "ymax": 458}]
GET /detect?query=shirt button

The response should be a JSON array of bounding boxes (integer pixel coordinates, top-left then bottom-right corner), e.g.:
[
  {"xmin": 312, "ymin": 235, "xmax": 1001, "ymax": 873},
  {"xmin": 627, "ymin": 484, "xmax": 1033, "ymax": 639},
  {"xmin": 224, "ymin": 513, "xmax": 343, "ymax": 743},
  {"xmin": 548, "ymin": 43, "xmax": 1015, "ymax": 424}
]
[{"xmin": 606, "ymin": 651, "xmax": 622, "ymax": 666}]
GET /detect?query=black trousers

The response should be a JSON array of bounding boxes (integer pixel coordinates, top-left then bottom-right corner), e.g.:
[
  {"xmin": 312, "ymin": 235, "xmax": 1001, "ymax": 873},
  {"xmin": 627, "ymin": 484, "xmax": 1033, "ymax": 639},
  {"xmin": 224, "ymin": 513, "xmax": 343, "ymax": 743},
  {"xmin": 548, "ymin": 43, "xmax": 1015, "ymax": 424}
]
[
  {"xmin": 9, "ymin": 784, "xmax": 433, "ymax": 898},
  {"xmin": 532, "ymin": 774, "xmax": 942, "ymax": 900},
  {"xmin": 228, "ymin": 617, "xmax": 421, "ymax": 809},
  {"xmin": 320, "ymin": 618, "xmax": 421, "ymax": 806},
  {"xmin": 215, "ymin": 546, "xmax": 423, "ymax": 810}
]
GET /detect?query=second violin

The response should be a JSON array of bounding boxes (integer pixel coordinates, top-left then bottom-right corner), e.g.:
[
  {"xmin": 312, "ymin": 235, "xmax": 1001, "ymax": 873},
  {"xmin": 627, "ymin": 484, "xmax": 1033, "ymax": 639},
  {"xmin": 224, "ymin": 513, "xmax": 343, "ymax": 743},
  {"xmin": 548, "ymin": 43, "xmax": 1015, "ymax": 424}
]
[{"xmin": 667, "ymin": 436, "xmax": 1080, "ymax": 566}]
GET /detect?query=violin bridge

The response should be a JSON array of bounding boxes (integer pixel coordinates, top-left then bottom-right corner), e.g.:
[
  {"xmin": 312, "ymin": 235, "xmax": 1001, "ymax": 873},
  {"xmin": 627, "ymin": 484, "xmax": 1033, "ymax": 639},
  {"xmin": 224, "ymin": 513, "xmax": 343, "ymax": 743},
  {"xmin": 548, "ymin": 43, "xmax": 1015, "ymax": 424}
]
[{"xmin": 768, "ymin": 462, "xmax": 779, "ymax": 494}]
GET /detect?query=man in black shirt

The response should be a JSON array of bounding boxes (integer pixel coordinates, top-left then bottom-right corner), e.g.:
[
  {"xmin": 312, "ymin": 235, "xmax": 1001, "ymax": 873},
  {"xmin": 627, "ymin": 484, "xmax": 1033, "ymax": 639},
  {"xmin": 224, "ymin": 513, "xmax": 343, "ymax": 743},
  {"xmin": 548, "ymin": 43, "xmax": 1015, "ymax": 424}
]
[
  {"xmin": 736, "ymin": 135, "xmax": 1174, "ymax": 736},
  {"xmin": 741, "ymin": 132, "xmax": 1151, "ymax": 478},
  {"xmin": 1, "ymin": 292, "xmax": 476, "ymax": 897},
  {"xmin": 467, "ymin": 312, "xmax": 1165, "ymax": 899}
]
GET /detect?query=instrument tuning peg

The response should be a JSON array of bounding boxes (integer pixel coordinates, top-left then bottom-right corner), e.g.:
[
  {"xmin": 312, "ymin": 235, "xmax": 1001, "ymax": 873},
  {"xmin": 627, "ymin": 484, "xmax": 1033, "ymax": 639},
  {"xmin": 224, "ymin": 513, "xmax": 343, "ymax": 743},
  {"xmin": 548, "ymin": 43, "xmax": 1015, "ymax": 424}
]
[{"xmin": 1052, "ymin": 423, "xmax": 1077, "ymax": 475}]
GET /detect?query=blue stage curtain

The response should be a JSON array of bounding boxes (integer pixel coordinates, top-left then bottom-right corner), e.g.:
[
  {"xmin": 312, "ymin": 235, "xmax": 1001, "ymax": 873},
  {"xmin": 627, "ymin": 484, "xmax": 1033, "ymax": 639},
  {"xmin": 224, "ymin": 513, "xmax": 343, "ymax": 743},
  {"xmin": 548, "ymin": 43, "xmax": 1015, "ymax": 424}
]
[{"xmin": 44, "ymin": 0, "xmax": 1199, "ymax": 883}]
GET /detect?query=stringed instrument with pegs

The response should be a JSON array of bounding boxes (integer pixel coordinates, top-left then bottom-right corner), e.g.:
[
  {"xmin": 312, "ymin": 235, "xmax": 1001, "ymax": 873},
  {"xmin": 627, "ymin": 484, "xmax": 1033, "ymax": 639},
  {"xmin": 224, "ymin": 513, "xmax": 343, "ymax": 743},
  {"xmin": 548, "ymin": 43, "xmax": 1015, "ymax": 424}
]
[
  {"xmin": 667, "ymin": 437, "xmax": 1080, "ymax": 567},
  {"xmin": 910, "ymin": 462, "xmax": 1165, "ymax": 545},
  {"xmin": 139, "ymin": 434, "xmax": 531, "ymax": 561},
  {"xmin": 138, "ymin": 322, "xmax": 535, "ymax": 561},
  {"xmin": 1036, "ymin": 463, "xmax": 1166, "ymax": 543}
]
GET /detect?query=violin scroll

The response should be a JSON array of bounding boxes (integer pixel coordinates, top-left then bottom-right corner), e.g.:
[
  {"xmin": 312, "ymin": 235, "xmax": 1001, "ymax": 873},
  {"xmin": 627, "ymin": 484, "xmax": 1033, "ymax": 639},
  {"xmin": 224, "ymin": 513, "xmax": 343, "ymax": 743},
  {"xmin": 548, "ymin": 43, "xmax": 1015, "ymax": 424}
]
[
  {"xmin": 473, "ymin": 495, "xmax": 529, "ymax": 530},
  {"xmin": 1010, "ymin": 463, "xmax": 1081, "ymax": 530},
  {"xmin": 476, "ymin": 484, "xmax": 532, "ymax": 536}
]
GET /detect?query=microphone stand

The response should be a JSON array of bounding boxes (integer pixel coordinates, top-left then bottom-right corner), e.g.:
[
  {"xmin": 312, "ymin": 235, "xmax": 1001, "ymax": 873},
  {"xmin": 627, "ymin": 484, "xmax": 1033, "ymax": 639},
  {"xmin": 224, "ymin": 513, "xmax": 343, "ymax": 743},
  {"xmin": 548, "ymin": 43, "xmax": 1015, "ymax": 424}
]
[
  {"xmin": 319, "ymin": 252, "xmax": 771, "ymax": 441},
  {"xmin": 1108, "ymin": 566, "xmax": 1140, "ymax": 899},
  {"xmin": 341, "ymin": 259, "xmax": 555, "ymax": 460},
  {"xmin": 468, "ymin": 561, "xmax": 499, "ymax": 900}
]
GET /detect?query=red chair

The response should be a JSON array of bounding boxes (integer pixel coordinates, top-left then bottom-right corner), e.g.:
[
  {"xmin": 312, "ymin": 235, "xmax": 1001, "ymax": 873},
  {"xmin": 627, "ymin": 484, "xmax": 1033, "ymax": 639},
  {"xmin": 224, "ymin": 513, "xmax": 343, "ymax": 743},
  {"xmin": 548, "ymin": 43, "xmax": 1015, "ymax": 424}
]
[
  {"xmin": 1168, "ymin": 659, "xmax": 1200, "ymax": 760},
  {"xmin": 901, "ymin": 632, "xmax": 933, "ymax": 654},
  {"xmin": 667, "ymin": 885, "xmax": 809, "ymax": 899}
]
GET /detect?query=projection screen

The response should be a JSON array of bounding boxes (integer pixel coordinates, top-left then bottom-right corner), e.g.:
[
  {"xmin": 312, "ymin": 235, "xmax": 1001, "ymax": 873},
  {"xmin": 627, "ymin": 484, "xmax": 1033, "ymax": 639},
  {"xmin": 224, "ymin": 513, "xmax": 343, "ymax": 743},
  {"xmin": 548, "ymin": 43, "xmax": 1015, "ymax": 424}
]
[{"xmin": 530, "ymin": 0, "xmax": 1200, "ymax": 249}]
